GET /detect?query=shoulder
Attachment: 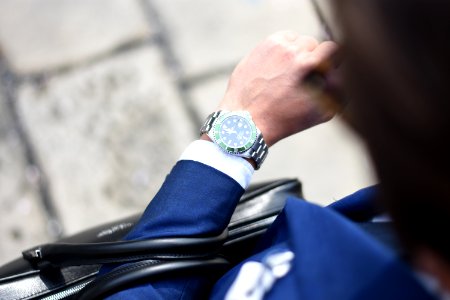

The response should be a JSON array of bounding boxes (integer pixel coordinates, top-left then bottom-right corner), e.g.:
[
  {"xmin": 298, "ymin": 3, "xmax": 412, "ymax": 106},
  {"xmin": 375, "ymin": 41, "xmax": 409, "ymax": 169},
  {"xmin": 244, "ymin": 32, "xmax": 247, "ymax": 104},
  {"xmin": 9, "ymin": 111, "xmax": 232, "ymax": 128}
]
[{"xmin": 213, "ymin": 191, "xmax": 435, "ymax": 300}]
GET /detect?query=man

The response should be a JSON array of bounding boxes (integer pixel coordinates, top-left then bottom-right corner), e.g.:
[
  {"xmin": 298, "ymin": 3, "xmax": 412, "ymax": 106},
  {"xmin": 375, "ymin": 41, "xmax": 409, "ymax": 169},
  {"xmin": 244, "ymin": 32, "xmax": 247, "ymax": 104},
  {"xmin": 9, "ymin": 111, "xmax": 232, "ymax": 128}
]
[{"xmin": 103, "ymin": 1, "xmax": 450, "ymax": 298}]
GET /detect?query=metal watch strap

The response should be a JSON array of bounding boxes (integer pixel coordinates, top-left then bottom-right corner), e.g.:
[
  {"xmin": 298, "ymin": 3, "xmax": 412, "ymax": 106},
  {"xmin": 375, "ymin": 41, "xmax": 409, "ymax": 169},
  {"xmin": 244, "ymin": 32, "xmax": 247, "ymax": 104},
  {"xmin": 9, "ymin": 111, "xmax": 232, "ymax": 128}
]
[
  {"xmin": 200, "ymin": 111, "xmax": 222, "ymax": 135},
  {"xmin": 247, "ymin": 135, "xmax": 268, "ymax": 170}
]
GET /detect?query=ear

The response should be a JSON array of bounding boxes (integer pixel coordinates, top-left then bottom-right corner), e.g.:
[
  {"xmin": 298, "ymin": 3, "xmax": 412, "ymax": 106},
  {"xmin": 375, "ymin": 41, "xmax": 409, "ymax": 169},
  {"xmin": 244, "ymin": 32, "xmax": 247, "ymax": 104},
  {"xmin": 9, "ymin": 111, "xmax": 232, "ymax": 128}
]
[{"xmin": 415, "ymin": 248, "xmax": 450, "ymax": 293}]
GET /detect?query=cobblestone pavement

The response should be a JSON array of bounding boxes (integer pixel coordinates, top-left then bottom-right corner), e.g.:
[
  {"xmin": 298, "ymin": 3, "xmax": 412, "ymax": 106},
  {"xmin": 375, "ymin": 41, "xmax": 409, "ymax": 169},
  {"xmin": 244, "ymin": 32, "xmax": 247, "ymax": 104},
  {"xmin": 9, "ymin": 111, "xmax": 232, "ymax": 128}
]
[{"xmin": 0, "ymin": 0, "xmax": 375, "ymax": 264}]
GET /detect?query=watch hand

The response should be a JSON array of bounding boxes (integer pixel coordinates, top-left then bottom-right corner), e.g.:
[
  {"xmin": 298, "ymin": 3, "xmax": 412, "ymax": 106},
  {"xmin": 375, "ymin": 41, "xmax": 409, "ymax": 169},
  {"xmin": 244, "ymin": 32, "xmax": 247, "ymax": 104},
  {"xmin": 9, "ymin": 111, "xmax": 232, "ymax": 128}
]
[{"xmin": 224, "ymin": 127, "xmax": 237, "ymax": 134}]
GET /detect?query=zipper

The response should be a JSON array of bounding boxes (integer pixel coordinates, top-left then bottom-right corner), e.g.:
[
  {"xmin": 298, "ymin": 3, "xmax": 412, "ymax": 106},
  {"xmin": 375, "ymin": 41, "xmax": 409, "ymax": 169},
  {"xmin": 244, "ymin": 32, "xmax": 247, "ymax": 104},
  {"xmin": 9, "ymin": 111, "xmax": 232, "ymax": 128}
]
[
  {"xmin": 33, "ymin": 260, "xmax": 161, "ymax": 300},
  {"xmin": 39, "ymin": 278, "xmax": 94, "ymax": 300}
]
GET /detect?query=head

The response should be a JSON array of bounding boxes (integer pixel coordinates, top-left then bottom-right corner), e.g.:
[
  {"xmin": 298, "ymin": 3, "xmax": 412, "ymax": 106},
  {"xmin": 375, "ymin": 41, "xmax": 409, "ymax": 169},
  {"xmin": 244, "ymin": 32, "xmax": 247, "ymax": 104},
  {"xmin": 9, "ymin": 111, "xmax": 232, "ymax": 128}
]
[{"xmin": 329, "ymin": 0, "xmax": 450, "ymax": 289}]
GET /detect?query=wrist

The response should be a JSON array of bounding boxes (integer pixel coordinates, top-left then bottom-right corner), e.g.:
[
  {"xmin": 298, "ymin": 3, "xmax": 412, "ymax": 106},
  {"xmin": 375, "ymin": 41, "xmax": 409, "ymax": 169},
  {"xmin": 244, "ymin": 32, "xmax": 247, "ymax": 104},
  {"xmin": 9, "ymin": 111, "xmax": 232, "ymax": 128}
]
[
  {"xmin": 200, "ymin": 134, "xmax": 257, "ymax": 169},
  {"xmin": 200, "ymin": 133, "xmax": 212, "ymax": 142},
  {"xmin": 251, "ymin": 118, "xmax": 276, "ymax": 147}
]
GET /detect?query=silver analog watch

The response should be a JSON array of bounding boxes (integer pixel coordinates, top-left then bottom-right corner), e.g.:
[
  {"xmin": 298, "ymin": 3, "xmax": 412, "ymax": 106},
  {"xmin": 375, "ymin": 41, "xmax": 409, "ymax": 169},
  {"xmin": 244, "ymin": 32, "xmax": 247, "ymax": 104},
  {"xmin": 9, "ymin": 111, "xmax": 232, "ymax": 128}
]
[{"xmin": 200, "ymin": 111, "xmax": 268, "ymax": 169}]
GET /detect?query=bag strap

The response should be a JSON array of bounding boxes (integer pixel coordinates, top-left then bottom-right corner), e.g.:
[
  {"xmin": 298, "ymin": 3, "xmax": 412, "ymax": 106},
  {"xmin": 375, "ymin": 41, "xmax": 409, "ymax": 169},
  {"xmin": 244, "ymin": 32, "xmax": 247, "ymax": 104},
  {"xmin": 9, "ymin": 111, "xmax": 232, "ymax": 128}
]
[
  {"xmin": 22, "ymin": 230, "xmax": 228, "ymax": 269},
  {"xmin": 77, "ymin": 257, "xmax": 230, "ymax": 300}
]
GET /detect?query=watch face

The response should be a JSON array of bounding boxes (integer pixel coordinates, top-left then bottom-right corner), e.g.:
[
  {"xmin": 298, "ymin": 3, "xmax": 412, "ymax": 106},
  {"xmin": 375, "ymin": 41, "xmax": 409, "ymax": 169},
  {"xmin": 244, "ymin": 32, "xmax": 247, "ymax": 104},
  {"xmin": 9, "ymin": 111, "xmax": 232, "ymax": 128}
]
[{"xmin": 213, "ymin": 113, "xmax": 257, "ymax": 154}]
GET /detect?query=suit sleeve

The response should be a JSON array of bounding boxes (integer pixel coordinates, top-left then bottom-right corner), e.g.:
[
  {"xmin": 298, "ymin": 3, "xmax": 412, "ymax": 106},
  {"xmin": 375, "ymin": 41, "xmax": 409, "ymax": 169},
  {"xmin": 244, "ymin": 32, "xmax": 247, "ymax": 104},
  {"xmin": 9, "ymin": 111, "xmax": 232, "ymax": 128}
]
[
  {"xmin": 102, "ymin": 160, "xmax": 245, "ymax": 299},
  {"xmin": 125, "ymin": 160, "xmax": 245, "ymax": 240}
]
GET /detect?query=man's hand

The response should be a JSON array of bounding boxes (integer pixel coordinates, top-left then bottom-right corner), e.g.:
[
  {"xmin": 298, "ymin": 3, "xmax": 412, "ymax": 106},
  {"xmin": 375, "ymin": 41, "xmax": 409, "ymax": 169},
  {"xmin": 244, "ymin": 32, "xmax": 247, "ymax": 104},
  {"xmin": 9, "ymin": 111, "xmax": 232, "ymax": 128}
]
[{"xmin": 218, "ymin": 31, "xmax": 338, "ymax": 146}]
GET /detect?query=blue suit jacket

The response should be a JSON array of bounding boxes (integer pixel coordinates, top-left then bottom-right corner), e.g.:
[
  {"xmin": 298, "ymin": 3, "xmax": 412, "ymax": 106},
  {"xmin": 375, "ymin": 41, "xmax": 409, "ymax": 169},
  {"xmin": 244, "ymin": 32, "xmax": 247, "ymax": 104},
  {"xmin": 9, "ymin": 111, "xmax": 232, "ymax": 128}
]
[{"xmin": 104, "ymin": 160, "xmax": 435, "ymax": 299}]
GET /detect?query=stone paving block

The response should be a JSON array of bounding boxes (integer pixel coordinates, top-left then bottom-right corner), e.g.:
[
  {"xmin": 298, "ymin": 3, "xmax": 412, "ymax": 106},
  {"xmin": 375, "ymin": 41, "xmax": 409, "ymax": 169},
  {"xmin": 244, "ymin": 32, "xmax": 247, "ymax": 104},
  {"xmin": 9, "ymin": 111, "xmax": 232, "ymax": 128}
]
[
  {"xmin": 0, "ymin": 86, "xmax": 49, "ymax": 265},
  {"xmin": 0, "ymin": 0, "xmax": 151, "ymax": 75},
  {"xmin": 17, "ymin": 46, "xmax": 196, "ymax": 234},
  {"xmin": 188, "ymin": 75, "xmax": 376, "ymax": 206},
  {"xmin": 188, "ymin": 74, "xmax": 231, "ymax": 122},
  {"xmin": 151, "ymin": 0, "xmax": 323, "ymax": 77},
  {"xmin": 258, "ymin": 119, "xmax": 376, "ymax": 206}
]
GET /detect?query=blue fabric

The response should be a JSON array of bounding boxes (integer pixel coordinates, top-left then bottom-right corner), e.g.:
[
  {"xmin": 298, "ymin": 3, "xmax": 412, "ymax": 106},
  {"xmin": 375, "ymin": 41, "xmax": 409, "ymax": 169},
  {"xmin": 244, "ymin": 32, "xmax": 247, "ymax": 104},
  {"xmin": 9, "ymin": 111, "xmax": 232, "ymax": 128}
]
[
  {"xmin": 328, "ymin": 186, "xmax": 384, "ymax": 221},
  {"xmin": 125, "ymin": 160, "xmax": 245, "ymax": 240},
  {"xmin": 102, "ymin": 160, "xmax": 244, "ymax": 299},
  {"xmin": 103, "ymin": 160, "xmax": 435, "ymax": 300},
  {"xmin": 212, "ymin": 198, "xmax": 434, "ymax": 300}
]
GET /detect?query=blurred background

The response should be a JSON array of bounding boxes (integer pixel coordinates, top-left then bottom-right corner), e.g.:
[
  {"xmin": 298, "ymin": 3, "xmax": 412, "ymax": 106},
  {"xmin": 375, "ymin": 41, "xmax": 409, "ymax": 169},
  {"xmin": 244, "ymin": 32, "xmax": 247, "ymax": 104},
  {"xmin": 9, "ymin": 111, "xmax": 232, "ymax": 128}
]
[{"xmin": 0, "ymin": 0, "xmax": 375, "ymax": 265}]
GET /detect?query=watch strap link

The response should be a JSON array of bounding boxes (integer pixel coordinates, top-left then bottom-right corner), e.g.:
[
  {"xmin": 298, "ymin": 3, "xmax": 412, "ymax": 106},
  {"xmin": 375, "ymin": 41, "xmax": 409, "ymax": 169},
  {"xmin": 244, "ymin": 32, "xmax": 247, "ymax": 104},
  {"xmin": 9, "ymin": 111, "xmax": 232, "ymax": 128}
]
[
  {"xmin": 200, "ymin": 111, "xmax": 222, "ymax": 135},
  {"xmin": 247, "ymin": 135, "xmax": 268, "ymax": 170}
]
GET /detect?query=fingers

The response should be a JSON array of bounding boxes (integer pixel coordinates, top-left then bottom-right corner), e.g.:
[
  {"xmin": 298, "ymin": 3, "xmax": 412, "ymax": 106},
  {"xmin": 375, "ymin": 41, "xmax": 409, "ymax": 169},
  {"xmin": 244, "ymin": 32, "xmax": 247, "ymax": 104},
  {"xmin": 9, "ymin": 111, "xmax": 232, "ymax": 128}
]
[
  {"xmin": 295, "ymin": 40, "xmax": 339, "ymax": 73},
  {"xmin": 268, "ymin": 31, "xmax": 338, "ymax": 68},
  {"xmin": 299, "ymin": 41, "xmax": 340, "ymax": 79},
  {"xmin": 311, "ymin": 41, "xmax": 340, "ymax": 65}
]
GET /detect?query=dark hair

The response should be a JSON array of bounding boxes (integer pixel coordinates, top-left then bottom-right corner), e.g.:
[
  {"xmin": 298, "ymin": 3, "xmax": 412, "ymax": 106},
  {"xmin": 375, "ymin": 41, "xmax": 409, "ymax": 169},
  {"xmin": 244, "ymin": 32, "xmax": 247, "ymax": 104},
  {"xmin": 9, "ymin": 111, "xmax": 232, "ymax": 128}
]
[{"xmin": 337, "ymin": 0, "xmax": 450, "ymax": 262}]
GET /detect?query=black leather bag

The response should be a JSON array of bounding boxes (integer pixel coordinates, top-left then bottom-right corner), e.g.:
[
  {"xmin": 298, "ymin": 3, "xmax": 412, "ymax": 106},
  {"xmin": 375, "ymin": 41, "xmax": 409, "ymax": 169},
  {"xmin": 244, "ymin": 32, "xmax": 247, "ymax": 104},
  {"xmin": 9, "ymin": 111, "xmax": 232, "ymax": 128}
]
[{"xmin": 0, "ymin": 179, "xmax": 302, "ymax": 300}]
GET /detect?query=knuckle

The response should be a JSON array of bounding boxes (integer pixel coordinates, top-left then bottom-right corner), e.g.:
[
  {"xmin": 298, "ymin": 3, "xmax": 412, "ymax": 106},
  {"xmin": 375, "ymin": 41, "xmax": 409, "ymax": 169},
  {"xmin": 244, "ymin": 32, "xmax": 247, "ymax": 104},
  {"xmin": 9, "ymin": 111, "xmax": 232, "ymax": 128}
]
[
  {"xmin": 298, "ymin": 36, "xmax": 319, "ymax": 50},
  {"xmin": 298, "ymin": 54, "xmax": 320, "ymax": 68},
  {"xmin": 321, "ymin": 40, "xmax": 339, "ymax": 49}
]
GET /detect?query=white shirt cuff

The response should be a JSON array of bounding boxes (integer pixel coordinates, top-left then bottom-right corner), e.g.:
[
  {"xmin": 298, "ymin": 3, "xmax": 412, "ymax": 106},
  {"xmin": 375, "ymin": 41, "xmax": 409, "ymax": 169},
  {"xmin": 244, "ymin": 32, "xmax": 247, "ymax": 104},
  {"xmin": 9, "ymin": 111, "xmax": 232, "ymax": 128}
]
[{"xmin": 179, "ymin": 140, "xmax": 254, "ymax": 189}]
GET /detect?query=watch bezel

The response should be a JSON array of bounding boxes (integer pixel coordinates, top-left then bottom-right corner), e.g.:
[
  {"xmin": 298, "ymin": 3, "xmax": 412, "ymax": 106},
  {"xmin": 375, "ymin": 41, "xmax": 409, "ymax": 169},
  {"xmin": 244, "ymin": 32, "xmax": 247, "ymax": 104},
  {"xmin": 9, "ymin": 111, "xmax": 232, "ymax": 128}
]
[{"xmin": 211, "ymin": 111, "xmax": 258, "ymax": 155}]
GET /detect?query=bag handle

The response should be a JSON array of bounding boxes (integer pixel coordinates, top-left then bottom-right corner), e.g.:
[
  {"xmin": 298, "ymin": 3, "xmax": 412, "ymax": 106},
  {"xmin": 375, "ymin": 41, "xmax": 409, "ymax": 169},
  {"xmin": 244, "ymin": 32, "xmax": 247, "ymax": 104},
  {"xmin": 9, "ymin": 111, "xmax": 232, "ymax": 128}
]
[
  {"xmin": 77, "ymin": 257, "xmax": 230, "ymax": 300},
  {"xmin": 22, "ymin": 229, "xmax": 228, "ymax": 269}
]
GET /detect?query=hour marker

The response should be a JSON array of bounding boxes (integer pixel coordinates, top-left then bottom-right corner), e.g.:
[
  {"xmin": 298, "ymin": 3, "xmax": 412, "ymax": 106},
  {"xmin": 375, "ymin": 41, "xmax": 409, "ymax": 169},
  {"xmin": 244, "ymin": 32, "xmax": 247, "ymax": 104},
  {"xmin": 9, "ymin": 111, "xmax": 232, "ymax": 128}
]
[{"xmin": 238, "ymin": 123, "xmax": 242, "ymax": 127}]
